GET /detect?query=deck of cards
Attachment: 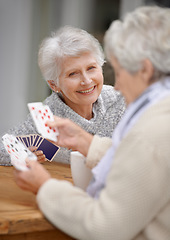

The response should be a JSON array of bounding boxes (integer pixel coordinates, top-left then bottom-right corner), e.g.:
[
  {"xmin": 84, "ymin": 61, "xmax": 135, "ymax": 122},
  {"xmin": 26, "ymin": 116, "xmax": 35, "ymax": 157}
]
[
  {"xmin": 2, "ymin": 102, "xmax": 60, "ymax": 171},
  {"xmin": 16, "ymin": 134, "xmax": 60, "ymax": 162},
  {"xmin": 2, "ymin": 134, "xmax": 37, "ymax": 171},
  {"xmin": 27, "ymin": 102, "xmax": 59, "ymax": 142}
]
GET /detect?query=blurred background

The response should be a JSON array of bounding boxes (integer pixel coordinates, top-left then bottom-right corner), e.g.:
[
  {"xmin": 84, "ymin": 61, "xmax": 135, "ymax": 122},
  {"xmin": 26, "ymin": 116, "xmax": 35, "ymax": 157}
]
[{"xmin": 0, "ymin": 0, "xmax": 169, "ymax": 135}]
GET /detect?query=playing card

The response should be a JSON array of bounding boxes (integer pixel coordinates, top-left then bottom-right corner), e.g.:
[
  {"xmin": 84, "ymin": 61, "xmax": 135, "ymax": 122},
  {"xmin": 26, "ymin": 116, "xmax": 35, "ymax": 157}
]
[
  {"xmin": 27, "ymin": 102, "xmax": 59, "ymax": 142},
  {"xmin": 32, "ymin": 134, "xmax": 40, "ymax": 147},
  {"xmin": 34, "ymin": 135, "xmax": 43, "ymax": 147},
  {"xmin": 36, "ymin": 138, "xmax": 60, "ymax": 161},
  {"xmin": 2, "ymin": 134, "xmax": 37, "ymax": 171},
  {"xmin": 16, "ymin": 134, "xmax": 60, "ymax": 162}
]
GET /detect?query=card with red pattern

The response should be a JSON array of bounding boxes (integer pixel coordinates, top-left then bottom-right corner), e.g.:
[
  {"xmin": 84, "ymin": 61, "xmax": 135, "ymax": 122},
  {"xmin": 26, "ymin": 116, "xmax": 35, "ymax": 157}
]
[{"xmin": 27, "ymin": 102, "xmax": 59, "ymax": 142}]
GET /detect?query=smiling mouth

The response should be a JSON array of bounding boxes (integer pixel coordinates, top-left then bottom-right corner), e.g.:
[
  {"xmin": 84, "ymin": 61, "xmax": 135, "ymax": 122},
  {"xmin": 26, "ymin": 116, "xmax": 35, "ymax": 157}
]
[{"xmin": 77, "ymin": 86, "xmax": 95, "ymax": 94}]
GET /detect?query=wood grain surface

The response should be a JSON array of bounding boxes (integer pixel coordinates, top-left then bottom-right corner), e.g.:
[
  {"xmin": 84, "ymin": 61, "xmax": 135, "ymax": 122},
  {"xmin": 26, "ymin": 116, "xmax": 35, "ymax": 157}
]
[{"xmin": 0, "ymin": 162, "xmax": 75, "ymax": 240}]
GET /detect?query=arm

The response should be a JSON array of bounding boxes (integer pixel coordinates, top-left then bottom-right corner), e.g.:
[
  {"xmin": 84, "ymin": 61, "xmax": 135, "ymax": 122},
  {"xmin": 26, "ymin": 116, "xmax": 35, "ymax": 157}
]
[
  {"xmin": 47, "ymin": 116, "xmax": 94, "ymax": 157},
  {"xmin": 36, "ymin": 133, "xmax": 170, "ymax": 240},
  {"xmin": 13, "ymin": 127, "xmax": 170, "ymax": 240},
  {"xmin": 13, "ymin": 102, "xmax": 170, "ymax": 240},
  {"xmin": 47, "ymin": 117, "xmax": 112, "ymax": 168},
  {"xmin": 86, "ymin": 135, "xmax": 112, "ymax": 168}
]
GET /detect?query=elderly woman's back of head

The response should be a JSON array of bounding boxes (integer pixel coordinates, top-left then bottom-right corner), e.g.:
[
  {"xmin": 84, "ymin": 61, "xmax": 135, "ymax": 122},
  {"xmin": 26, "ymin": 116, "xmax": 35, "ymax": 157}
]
[
  {"xmin": 104, "ymin": 6, "xmax": 170, "ymax": 80},
  {"xmin": 38, "ymin": 26, "xmax": 105, "ymax": 84}
]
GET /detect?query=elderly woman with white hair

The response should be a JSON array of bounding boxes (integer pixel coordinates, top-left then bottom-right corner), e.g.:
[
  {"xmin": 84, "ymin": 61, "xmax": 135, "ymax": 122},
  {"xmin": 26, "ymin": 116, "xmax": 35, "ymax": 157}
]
[
  {"xmin": 0, "ymin": 26, "xmax": 125, "ymax": 165},
  {"xmin": 14, "ymin": 5, "xmax": 170, "ymax": 240}
]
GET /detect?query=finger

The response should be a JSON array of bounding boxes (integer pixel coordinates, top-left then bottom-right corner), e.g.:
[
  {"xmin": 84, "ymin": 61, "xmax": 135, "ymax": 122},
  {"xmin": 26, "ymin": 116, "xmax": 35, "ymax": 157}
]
[
  {"xmin": 29, "ymin": 146, "xmax": 37, "ymax": 152},
  {"xmin": 34, "ymin": 150, "xmax": 44, "ymax": 156},
  {"xmin": 46, "ymin": 116, "xmax": 68, "ymax": 128},
  {"xmin": 37, "ymin": 155, "xmax": 47, "ymax": 163},
  {"xmin": 26, "ymin": 159, "xmax": 38, "ymax": 169},
  {"xmin": 13, "ymin": 169, "xmax": 22, "ymax": 179},
  {"xmin": 45, "ymin": 120, "xmax": 57, "ymax": 128},
  {"xmin": 53, "ymin": 116, "xmax": 63, "ymax": 121},
  {"xmin": 13, "ymin": 169, "xmax": 29, "ymax": 186},
  {"xmin": 32, "ymin": 150, "xmax": 46, "ymax": 162}
]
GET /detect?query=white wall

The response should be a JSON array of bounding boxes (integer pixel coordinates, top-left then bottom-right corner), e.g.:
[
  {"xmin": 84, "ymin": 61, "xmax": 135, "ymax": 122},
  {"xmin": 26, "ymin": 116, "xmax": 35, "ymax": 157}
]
[
  {"xmin": 120, "ymin": 0, "xmax": 144, "ymax": 17},
  {"xmin": 0, "ymin": 0, "xmax": 145, "ymax": 136},
  {"xmin": 0, "ymin": 0, "xmax": 95, "ymax": 136},
  {"xmin": 0, "ymin": 0, "xmax": 34, "ymax": 135},
  {"xmin": 60, "ymin": 0, "xmax": 95, "ymax": 31}
]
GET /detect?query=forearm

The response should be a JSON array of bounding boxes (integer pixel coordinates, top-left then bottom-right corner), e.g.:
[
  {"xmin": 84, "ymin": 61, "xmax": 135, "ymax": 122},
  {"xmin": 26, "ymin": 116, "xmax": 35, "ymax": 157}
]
[
  {"xmin": 76, "ymin": 130, "xmax": 93, "ymax": 157},
  {"xmin": 86, "ymin": 135, "xmax": 112, "ymax": 168}
]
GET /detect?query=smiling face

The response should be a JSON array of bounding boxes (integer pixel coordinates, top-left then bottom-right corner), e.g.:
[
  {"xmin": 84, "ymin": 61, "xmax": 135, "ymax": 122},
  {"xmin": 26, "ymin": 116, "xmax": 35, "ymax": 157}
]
[{"xmin": 55, "ymin": 52, "xmax": 103, "ymax": 117}]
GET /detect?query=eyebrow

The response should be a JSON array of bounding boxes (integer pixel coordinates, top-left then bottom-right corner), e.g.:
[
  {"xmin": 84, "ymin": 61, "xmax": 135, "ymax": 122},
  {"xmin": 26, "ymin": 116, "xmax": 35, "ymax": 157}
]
[{"xmin": 65, "ymin": 62, "xmax": 98, "ymax": 75}]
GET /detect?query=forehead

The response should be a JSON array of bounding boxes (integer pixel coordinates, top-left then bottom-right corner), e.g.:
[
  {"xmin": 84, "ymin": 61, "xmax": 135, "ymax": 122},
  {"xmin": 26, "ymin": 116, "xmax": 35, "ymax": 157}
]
[{"xmin": 61, "ymin": 52, "xmax": 98, "ymax": 69}]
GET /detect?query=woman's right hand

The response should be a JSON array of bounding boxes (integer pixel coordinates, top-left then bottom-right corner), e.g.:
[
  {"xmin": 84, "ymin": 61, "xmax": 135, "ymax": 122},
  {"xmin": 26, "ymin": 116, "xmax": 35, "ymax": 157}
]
[{"xmin": 46, "ymin": 116, "xmax": 93, "ymax": 157}]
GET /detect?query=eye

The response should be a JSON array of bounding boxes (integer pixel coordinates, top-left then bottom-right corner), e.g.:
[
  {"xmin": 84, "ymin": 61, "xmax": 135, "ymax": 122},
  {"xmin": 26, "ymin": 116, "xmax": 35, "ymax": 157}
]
[
  {"xmin": 87, "ymin": 66, "xmax": 96, "ymax": 71},
  {"xmin": 69, "ymin": 72, "xmax": 77, "ymax": 77}
]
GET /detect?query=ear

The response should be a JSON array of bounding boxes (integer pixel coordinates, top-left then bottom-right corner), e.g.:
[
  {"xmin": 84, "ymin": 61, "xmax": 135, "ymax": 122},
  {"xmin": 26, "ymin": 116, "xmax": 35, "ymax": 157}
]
[
  {"xmin": 142, "ymin": 59, "xmax": 154, "ymax": 84},
  {"xmin": 47, "ymin": 80, "xmax": 61, "ymax": 92}
]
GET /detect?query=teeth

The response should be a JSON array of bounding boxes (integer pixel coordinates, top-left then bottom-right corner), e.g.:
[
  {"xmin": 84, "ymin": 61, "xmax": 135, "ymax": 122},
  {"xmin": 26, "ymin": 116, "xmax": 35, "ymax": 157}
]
[{"xmin": 78, "ymin": 87, "xmax": 94, "ymax": 93}]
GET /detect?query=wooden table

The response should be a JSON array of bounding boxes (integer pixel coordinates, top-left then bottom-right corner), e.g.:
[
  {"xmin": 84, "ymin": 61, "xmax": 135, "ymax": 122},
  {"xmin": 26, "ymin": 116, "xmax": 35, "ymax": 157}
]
[{"xmin": 0, "ymin": 162, "xmax": 75, "ymax": 240}]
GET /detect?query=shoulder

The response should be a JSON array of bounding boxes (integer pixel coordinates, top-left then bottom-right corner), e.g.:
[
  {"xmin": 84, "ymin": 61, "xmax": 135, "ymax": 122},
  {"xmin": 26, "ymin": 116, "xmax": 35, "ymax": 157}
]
[
  {"xmin": 125, "ymin": 96, "xmax": 170, "ymax": 148},
  {"xmin": 100, "ymin": 85, "xmax": 124, "ymax": 102},
  {"xmin": 43, "ymin": 92, "xmax": 64, "ymax": 114},
  {"xmin": 139, "ymin": 96, "xmax": 170, "ymax": 135},
  {"xmin": 99, "ymin": 85, "xmax": 125, "ymax": 111},
  {"xmin": 43, "ymin": 91, "xmax": 58, "ymax": 105}
]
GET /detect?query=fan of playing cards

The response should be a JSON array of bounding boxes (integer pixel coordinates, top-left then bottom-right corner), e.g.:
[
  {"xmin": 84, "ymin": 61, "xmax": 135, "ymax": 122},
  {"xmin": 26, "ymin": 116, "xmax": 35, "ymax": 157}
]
[
  {"xmin": 2, "ymin": 134, "xmax": 37, "ymax": 171},
  {"xmin": 16, "ymin": 134, "xmax": 60, "ymax": 162},
  {"xmin": 27, "ymin": 102, "xmax": 59, "ymax": 142}
]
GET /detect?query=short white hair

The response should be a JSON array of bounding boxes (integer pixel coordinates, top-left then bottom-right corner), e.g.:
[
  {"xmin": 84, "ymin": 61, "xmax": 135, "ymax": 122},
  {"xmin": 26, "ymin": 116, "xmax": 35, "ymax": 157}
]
[
  {"xmin": 38, "ymin": 26, "xmax": 105, "ymax": 84},
  {"xmin": 104, "ymin": 6, "xmax": 170, "ymax": 79}
]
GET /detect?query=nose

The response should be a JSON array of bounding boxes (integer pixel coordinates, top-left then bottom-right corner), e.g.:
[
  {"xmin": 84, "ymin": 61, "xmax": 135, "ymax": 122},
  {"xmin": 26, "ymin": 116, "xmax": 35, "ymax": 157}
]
[{"xmin": 81, "ymin": 72, "xmax": 92, "ymax": 85}]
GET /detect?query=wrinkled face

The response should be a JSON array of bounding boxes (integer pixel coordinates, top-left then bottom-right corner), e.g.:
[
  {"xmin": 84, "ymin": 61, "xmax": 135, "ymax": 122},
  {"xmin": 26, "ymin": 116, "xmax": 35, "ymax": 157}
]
[
  {"xmin": 110, "ymin": 56, "xmax": 150, "ymax": 105},
  {"xmin": 57, "ymin": 52, "xmax": 104, "ymax": 110}
]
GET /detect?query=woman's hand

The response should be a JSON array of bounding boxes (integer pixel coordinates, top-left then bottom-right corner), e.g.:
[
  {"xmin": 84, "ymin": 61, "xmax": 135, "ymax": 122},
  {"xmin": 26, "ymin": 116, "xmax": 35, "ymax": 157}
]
[
  {"xmin": 29, "ymin": 146, "xmax": 47, "ymax": 163},
  {"xmin": 14, "ymin": 160, "xmax": 51, "ymax": 194},
  {"xmin": 46, "ymin": 117, "xmax": 93, "ymax": 157}
]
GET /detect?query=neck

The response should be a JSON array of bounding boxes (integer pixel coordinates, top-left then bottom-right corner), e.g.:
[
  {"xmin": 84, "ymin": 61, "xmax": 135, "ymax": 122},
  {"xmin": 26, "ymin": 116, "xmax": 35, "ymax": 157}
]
[
  {"xmin": 74, "ymin": 106, "xmax": 93, "ymax": 120},
  {"xmin": 59, "ymin": 93, "xmax": 93, "ymax": 120}
]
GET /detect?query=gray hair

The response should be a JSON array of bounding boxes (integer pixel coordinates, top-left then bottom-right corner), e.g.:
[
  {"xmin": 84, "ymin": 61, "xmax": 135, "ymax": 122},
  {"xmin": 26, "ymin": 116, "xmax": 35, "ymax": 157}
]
[
  {"xmin": 104, "ymin": 6, "xmax": 170, "ymax": 79},
  {"xmin": 38, "ymin": 26, "xmax": 105, "ymax": 84}
]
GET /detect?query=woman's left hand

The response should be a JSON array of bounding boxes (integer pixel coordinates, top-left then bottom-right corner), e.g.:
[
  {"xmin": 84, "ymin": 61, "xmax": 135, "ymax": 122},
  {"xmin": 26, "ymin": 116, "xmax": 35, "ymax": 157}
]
[
  {"xmin": 14, "ymin": 160, "xmax": 51, "ymax": 194},
  {"xmin": 29, "ymin": 146, "xmax": 47, "ymax": 162}
]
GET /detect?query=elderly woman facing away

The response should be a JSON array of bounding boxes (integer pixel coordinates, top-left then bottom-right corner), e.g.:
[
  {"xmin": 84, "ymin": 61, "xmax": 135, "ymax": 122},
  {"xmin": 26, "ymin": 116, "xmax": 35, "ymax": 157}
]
[
  {"xmin": 14, "ymin": 6, "xmax": 170, "ymax": 240},
  {"xmin": 0, "ymin": 26, "xmax": 125, "ymax": 165}
]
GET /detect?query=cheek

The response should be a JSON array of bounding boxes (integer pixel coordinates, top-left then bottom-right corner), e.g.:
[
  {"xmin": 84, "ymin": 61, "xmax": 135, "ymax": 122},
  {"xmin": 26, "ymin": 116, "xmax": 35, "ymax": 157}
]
[
  {"xmin": 96, "ymin": 71, "xmax": 104, "ymax": 85},
  {"xmin": 59, "ymin": 80, "xmax": 74, "ymax": 92},
  {"xmin": 114, "ymin": 81, "xmax": 119, "ymax": 91},
  {"xmin": 96, "ymin": 74, "xmax": 104, "ymax": 93},
  {"xmin": 114, "ymin": 75, "xmax": 123, "ymax": 91}
]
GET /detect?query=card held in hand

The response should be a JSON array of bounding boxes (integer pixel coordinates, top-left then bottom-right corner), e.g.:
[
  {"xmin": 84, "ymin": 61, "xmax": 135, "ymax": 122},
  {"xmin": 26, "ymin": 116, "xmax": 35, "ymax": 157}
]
[
  {"xmin": 27, "ymin": 102, "xmax": 59, "ymax": 142},
  {"xmin": 16, "ymin": 134, "xmax": 60, "ymax": 162},
  {"xmin": 2, "ymin": 134, "xmax": 37, "ymax": 171}
]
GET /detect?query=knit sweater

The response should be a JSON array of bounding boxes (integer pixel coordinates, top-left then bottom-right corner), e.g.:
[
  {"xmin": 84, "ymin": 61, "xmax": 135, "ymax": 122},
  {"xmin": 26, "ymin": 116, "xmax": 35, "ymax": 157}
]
[
  {"xmin": 0, "ymin": 85, "xmax": 125, "ymax": 165},
  {"xmin": 37, "ymin": 96, "xmax": 170, "ymax": 240}
]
